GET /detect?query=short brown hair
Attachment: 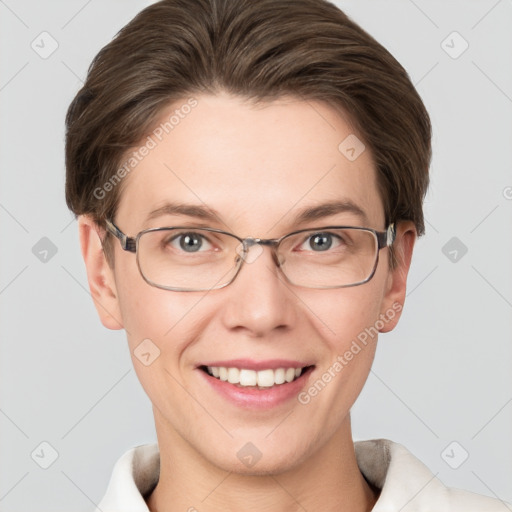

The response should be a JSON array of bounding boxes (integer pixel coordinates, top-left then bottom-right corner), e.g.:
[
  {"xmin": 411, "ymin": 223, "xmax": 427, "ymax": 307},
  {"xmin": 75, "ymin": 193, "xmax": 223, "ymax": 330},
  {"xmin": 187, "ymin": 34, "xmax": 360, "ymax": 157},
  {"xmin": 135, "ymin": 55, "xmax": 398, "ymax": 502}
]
[{"xmin": 65, "ymin": 0, "xmax": 431, "ymax": 245}]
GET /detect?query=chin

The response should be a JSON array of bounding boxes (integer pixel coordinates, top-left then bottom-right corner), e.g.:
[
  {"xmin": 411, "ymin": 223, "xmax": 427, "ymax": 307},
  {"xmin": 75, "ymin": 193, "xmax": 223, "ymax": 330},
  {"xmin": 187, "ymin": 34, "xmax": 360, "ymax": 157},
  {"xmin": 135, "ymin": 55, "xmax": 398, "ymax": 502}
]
[
  {"xmin": 203, "ymin": 437, "xmax": 313, "ymax": 477},
  {"xmin": 219, "ymin": 454, "xmax": 300, "ymax": 477}
]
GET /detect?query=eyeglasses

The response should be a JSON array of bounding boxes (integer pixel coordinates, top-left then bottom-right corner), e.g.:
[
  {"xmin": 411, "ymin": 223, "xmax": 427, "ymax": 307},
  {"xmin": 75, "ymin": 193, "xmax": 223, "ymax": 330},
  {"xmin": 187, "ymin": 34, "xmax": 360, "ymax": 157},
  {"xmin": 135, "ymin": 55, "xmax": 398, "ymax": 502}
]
[{"xmin": 105, "ymin": 220, "xmax": 395, "ymax": 292}]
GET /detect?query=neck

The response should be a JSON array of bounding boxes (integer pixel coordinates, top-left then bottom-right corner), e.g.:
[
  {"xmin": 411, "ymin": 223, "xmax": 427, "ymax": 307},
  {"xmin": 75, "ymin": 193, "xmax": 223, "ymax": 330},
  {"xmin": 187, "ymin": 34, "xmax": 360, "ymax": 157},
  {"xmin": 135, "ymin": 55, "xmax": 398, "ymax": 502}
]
[{"xmin": 146, "ymin": 411, "xmax": 378, "ymax": 512}]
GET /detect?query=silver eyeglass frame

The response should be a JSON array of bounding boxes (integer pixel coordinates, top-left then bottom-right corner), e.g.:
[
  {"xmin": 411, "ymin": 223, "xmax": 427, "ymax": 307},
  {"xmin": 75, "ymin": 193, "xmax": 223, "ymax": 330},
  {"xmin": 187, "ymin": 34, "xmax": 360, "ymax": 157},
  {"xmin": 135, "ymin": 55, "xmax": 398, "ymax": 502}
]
[{"xmin": 104, "ymin": 219, "xmax": 396, "ymax": 292}]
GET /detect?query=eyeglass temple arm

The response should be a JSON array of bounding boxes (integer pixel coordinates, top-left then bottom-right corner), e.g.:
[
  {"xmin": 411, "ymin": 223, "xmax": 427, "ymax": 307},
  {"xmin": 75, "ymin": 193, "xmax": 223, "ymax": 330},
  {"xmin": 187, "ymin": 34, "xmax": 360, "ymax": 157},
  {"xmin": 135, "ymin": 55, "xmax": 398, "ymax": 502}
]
[
  {"xmin": 105, "ymin": 220, "xmax": 137, "ymax": 253},
  {"xmin": 376, "ymin": 223, "xmax": 396, "ymax": 249}
]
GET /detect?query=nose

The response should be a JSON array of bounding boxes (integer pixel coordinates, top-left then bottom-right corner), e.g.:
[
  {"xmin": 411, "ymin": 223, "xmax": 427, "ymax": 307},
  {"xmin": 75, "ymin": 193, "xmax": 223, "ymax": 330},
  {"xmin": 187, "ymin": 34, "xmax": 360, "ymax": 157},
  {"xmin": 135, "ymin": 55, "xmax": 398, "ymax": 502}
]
[{"xmin": 220, "ymin": 243, "xmax": 296, "ymax": 337}]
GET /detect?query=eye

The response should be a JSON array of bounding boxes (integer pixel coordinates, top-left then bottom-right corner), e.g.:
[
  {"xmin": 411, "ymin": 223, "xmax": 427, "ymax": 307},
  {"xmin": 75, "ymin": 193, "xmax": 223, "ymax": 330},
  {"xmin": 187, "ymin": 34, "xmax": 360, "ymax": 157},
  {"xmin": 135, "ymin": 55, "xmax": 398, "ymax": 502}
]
[
  {"xmin": 301, "ymin": 232, "xmax": 344, "ymax": 252},
  {"xmin": 167, "ymin": 232, "xmax": 213, "ymax": 253}
]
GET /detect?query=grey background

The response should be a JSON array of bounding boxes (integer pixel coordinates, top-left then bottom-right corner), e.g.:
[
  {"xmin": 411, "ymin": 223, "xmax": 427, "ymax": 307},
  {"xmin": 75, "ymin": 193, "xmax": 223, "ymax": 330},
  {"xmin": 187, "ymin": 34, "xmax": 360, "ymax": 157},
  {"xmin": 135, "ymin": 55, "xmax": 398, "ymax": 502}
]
[{"xmin": 1, "ymin": 0, "xmax": 511, "ymax": 510}]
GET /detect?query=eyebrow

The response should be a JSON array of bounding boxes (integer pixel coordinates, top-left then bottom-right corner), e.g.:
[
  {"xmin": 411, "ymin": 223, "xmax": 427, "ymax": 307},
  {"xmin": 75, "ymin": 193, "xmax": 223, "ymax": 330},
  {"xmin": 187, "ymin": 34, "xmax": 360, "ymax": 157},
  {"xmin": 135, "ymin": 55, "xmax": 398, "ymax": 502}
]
[
  {"xmin": 146, "ymin": 203, "xmax": 221, "ymax": 223},
  {"xmin": 291, "ymin": 200, "xmax": 369, "ymax": 225},
  {"xmin": 146, "ymin": 199, "xmax": 368, "ymax": 226}
]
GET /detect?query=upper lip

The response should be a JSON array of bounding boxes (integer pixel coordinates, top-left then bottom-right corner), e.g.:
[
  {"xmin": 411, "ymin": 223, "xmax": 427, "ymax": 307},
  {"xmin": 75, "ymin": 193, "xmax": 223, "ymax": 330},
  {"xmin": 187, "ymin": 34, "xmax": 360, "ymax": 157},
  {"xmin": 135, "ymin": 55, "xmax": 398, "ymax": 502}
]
[{"xmin": 198, "ymin": 359, "xmax": 313, "ymax": 371}]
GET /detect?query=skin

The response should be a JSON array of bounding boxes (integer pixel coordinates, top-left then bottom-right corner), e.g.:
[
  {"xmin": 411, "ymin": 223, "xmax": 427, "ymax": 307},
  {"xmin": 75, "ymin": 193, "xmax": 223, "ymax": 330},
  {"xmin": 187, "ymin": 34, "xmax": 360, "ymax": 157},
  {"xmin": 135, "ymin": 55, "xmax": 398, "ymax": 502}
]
[{"xmin": 79, "ymin": 92, "xmax": 416, "ymax": 512}]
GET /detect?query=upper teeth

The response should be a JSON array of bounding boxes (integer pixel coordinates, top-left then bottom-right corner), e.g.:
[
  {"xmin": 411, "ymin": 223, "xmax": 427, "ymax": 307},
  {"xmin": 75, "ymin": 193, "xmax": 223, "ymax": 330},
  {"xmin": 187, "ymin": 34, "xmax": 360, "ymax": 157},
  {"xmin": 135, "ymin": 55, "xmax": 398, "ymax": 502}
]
[{"xmin": 206, "ymin": 366, "xmax": 303, "ymax": 387}]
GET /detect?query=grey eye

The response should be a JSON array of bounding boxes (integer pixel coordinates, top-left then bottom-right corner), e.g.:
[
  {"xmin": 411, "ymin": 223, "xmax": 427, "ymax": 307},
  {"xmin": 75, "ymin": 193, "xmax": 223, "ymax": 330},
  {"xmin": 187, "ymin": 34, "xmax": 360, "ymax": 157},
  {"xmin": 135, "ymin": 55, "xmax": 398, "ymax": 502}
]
[
  {"xmin": 178, "ymin": 233, "xmax": 204, "ymax": 252},
  {"xmin": 308, "ymin": 233, "xmax": 333, "ymax": 251}
]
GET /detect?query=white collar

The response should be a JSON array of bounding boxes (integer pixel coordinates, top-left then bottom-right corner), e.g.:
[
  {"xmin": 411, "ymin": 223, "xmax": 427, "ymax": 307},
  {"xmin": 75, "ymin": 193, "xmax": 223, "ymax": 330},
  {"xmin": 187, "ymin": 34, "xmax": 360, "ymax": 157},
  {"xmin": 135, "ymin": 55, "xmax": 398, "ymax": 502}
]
[{"xmin": 95, "ymin": 438, "xmax": 507, "ymax": 511}]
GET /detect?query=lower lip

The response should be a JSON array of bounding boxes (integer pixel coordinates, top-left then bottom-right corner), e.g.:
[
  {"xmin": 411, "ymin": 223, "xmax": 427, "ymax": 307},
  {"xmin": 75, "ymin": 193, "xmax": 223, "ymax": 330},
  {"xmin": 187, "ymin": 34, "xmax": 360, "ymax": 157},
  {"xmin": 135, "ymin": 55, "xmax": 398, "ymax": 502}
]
[{"xmin": 198, "ymin": 367, "xmax": 314, "ymax": 409}]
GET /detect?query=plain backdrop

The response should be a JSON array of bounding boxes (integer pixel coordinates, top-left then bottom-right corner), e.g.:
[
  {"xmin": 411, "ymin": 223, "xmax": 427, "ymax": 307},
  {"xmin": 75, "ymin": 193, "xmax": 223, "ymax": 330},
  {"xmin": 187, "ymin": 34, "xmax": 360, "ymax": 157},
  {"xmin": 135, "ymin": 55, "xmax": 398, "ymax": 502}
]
[{"xmin": 1, "ymin": 0, "xmax": 511, "ymax": 510}]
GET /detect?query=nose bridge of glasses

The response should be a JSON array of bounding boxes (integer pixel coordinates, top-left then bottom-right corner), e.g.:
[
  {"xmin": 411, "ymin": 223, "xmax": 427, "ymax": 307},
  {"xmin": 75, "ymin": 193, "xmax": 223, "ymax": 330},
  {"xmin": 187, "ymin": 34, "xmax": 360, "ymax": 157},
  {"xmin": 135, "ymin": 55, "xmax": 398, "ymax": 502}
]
[
  {"xmin": 238, "ymin": 237, "xmax": 282, "ymax": 266},
  {"xmin": 243, "ymin": 237, "xmax": 278, "ymax": 247}
]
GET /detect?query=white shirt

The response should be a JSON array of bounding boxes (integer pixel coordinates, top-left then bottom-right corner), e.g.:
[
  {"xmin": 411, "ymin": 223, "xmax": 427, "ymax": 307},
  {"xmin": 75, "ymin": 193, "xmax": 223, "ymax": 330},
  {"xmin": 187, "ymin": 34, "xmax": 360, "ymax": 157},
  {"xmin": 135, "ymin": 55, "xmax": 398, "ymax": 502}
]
[{"xmin": 95, "ymin": 439, "xmax": 509, "ymax": 511}]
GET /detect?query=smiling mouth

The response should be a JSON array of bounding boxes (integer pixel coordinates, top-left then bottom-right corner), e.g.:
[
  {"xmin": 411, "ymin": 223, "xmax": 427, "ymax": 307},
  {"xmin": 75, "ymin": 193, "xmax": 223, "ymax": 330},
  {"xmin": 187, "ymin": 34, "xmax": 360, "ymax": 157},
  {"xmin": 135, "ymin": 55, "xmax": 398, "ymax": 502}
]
[{"xmin": 199, "ymin": 365, "xmax": 314, "ymax": 389}]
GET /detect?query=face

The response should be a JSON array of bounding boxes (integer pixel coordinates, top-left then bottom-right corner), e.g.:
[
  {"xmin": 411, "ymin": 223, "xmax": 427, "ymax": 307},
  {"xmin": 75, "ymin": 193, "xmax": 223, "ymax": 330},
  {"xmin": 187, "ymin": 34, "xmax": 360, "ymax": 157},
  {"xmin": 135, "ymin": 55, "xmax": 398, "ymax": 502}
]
[{"xmin": 81, "ymin": 92, "xmax": 414, "ymax": 475}]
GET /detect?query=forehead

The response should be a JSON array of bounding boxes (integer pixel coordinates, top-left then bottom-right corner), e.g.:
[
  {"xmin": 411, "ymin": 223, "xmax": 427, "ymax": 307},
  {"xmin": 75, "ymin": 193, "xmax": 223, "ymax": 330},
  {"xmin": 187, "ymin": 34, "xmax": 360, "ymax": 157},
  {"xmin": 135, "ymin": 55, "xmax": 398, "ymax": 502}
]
[{"xmin": 116, "ymin": 93, "xmax": 384, "ymax": 233}]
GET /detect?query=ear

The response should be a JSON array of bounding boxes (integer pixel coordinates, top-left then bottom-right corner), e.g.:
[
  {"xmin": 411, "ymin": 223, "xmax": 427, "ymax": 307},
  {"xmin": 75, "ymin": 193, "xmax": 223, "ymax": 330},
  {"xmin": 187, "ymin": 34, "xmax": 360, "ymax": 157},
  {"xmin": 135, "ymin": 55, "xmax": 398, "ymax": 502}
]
[
  {"xmin": 78, "ymin": 215, "xmax": 124, "ymax": 330},
  {"xmin": 378, "ymin": 221, "xmax": 416, "ymax": 333}
]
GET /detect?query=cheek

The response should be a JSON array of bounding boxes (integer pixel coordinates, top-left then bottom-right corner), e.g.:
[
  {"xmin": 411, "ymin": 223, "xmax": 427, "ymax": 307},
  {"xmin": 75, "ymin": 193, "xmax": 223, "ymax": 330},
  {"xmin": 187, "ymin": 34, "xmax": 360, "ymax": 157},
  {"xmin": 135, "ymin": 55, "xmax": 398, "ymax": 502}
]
[
  {"xmin": 115, "ymin": 281, "xmax": 212, "ymax": 405},
  {"xmin": 113, "ymin": 255, "xmax": 207, "ymax": 367},
  {"xmin": 303, "ymin": 278, "xmax": 384, "ymax": 351},
  {"xmin": 290, "ymin": 289, "xmax": 381, "ymax": 440},
  {"xmin": 297, "ymin": 282, "xmax": 384, "ymax": 411},
  {"xmin": 118, "ymin": 284, "xmax": 202, "ymax": 349}
]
